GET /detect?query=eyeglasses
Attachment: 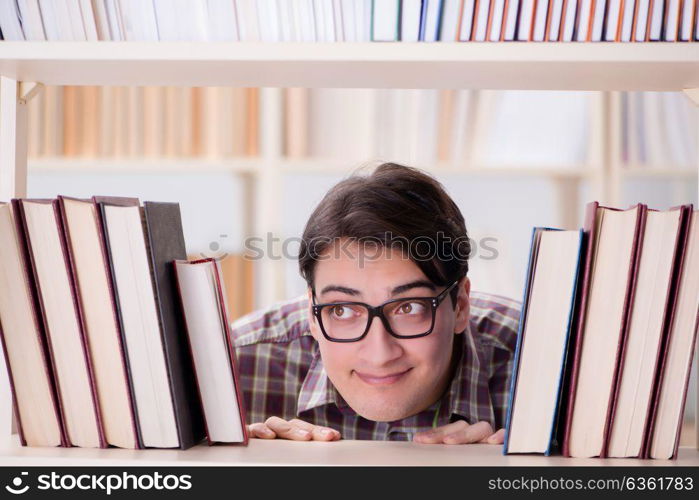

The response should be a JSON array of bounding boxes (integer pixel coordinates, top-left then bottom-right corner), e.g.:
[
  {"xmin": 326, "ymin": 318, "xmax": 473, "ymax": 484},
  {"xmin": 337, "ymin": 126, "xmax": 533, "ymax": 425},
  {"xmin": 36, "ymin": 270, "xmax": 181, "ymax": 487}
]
[{"xmin": 311, "ymin": 280, "xmax": 459, "ymax": 343}]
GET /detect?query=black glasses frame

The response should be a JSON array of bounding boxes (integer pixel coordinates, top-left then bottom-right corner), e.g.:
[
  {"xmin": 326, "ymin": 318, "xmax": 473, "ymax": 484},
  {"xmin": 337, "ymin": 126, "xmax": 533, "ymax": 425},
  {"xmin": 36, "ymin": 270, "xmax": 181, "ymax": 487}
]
[{"xmin": 311, "ymin": 280, "xmax": 459, "ymax": 343}]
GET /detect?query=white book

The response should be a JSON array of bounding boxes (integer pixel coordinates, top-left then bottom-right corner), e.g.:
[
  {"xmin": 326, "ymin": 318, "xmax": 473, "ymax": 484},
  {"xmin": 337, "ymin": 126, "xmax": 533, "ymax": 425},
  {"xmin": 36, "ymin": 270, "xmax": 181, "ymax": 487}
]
[
  {"xmin": 503, "ymin": 0, "xmax": 520, "ymax": 39},
  {"xmin": 187, "ymin": 0, "xmax": 210, "ymax": 40},
  {"xmin": 16, "ymin": 0, "xmax": 44, "ymax": 40},
  {"xmin": 322, "ymin": 0, "xmax": 337, "ymax": 40},
  {"xmin": 66, "ymin": 0, "xmax": 87, "ymax": 40},
  {"xmin": 314, "ymin": 0, "xmax": 327, "ymax": 41},
  {"xmin": 679, "ymin": 0, "xmax": 693, "ymax": 39},
  {"xmin": 663, "ymin": 0, "xmax": 680, "ymax": 40},
  {"xmin": 175, "ymin": 259, "xmax": 246, "ymax": 445},
  {"xmin": 359, "ymin": 0, "xmax": 373, "ymax": 40},
  {"xmin": 695, "ymin": 0, "xmax": 699, "ymax": 40},
  {"xmin": 619, "ymin": 0, "xmax": 635, "ymax": 40},
  {"xmin": 516, "ymin": 0, "xmax": 535, "ymax": 39},
  {"xmin": 153, "ymin": 0, "xmax": 177, "ymax": 40},
  {"xmin": 634, "ymin": 0, "xmax": 650, "ymax": 40},
  {"xmin": 332, "ymin": 0, "xmax": 343, "ymax": 40},
  {"xmin": 341, "ymin": 0, "xmax": 356, "ymax": 40},
  {"xmin": 258, "ymin": 0, "xmax": 281, "ymax": 41},
  {"xmin": 91, "ymin": 0, "xmax": 111, "ymax": 40},
  {"xmin": 278, "ymin": 0, "xmax": 296, "ymax": 40},
  {"xmin": 575, "ymin": 0, "xmax": 592, "ymax": 40},
  {"xmin": 561, "ymin": 0, "xmax": 577, "ymax": 40},
  {"xmin": 473, "ymin": 0, "xmax": 491, "ymax": 41},
  {"xmin": 102, "ymin": 203, "xmax": 179, "ymax": 449},
  {"xmin": 236, "ymin": 0, "xmax": 261, "ymax": 41},
  {"xmin": 401, "ymin": 0, "xmax": 422, "ymax": 40},
  {"xmin": 38, "ymin": 0, "xmax": 59, "ymax": 40},
  {"xmin": 440, "ymin": 0, "xmax": 462, "ymax": 40},
  {"xmin": 119, "ymin": 0, "xmax": 159, "ymax": 41},
  {"xmin": 604, "ymin": 0, "xmax": 621, "ymax": 40},
  {"xmin": 78, "ymin": 0, "xmax": 99, "ymax": 40},
  {"xmin": 298, "ymin": 0, "xmax": 317, "ymax": 41},
  {"xmin": 590, "ymin": 0, "xmax": 607, "ymax": 40},
  {"xmin": 459, "ymin": 0, "xmax": 476, "ymax": 39},
  {"xmin": 422, "ymin": 0, "xmax": 442, "ymax": 41},
  {"xmin": 532, "ymin": 0, "xmax": 550, "ymax": 40},
  {"xmin": 648, "ymin": 0, "xmax": 664, "ymax": 39},
  {"xmin": 372, "ymin": 0, "xmax": 400, "ymax": 40},
  {"xmin": 547, "ymin": 0, "xmax": 564, "ymax": 40},
  {"xmin": 104, "ymin": 0, "xmax": 124, "ymax": 40},
  {"xmin": 488, "ymin": 0, "xmax": 506, "ymax": 40},
  {"xmin": 207, "ymin": 0, "xmax": 240, "ymax": 41}
]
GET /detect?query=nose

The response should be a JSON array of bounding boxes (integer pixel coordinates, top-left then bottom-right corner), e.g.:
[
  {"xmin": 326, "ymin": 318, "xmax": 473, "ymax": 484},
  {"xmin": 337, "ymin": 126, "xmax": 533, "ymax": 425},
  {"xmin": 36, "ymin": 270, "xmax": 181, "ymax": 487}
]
[{"xmin": 357, "ymin": 314, "xmax": 404, "ymax": 366}]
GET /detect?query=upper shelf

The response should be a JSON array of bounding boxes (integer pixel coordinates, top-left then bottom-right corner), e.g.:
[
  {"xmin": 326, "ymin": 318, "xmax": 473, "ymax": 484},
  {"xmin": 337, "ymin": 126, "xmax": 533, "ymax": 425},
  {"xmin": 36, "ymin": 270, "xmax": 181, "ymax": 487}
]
[{"xmin": 0, "ymin": 42, "xmax": 698, "ymax": 90}]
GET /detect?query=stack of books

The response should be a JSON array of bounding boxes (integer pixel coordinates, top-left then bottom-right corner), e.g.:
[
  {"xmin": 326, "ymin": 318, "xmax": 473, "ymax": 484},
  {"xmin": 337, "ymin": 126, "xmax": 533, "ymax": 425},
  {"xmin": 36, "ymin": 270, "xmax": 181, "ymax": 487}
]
[
  {"xmin": 0, "ymin": 197, "xmax": 247, "ymax": 448},
  {"xmin": 1, "ymin": 0, "xmax": 696, "ymax": 42},
  {"xmin": 504, "ymin": 202, "xmax": 698, "ymax": 459}
]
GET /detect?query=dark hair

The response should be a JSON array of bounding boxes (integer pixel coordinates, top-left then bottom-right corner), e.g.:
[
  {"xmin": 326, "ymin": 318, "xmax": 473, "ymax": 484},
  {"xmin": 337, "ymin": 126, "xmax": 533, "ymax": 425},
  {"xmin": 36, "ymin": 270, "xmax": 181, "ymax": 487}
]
[{"xmin": 298, "ymin": 162, "xmax": 470, "ymax": 305}]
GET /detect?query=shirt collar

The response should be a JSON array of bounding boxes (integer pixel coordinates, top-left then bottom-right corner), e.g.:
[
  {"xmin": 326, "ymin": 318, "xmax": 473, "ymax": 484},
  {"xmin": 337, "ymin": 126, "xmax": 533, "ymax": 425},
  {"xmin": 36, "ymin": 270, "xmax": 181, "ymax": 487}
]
[{"xmin": 297, "ymin": 318, "xmax": 492, "ymax": 422}]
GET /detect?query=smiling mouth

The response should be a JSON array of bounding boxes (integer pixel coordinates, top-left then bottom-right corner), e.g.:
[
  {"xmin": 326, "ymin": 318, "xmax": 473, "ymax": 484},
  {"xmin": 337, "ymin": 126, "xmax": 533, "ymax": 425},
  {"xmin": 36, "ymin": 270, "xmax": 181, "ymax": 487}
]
[{"xmin": 354, "ymin": 368, "xmax": 412, "ymax": 386}]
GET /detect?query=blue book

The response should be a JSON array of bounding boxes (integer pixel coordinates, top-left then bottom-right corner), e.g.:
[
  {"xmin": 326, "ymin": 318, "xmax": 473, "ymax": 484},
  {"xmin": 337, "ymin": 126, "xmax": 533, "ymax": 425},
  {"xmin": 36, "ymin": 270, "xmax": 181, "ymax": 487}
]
[{"xmin": 503, "ymin": 227, "xmax": 584, "ymax": 456}]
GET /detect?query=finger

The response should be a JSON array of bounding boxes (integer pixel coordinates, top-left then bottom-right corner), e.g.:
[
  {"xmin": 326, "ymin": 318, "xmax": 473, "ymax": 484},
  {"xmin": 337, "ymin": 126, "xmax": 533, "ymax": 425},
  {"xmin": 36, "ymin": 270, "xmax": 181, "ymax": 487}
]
[
  {"xmin": 247, "ymin": 423, "xmax": 277, "ymax": 439},
  {"xmin": 289, "ymin": 419, "xmax": 341, "ymax": 441},
  {"xmin": 443, "ymin": 421, "xmax": 494, "ymax": 445},
  {"xmin": 265, "ymin": 416, "xmax": 312, "ymax": 441},
  {"xmin": 413, "ymin": 420, "xmax": 469, "ymax": 444},
  {"xmin": 480, "ymin": 428, "xmax": 505, "ymax": 445}
]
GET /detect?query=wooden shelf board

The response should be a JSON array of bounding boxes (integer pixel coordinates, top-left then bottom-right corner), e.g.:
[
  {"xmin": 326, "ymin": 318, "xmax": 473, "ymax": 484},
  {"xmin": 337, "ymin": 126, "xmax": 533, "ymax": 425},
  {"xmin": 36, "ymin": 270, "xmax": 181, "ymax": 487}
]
[
  {"xmin": 1, "ymin": 436, "xmax": 697, "ymax": 466},
  {"xmin": 1, "ymin": 42, "xmax": 698, "ymax": 90}
]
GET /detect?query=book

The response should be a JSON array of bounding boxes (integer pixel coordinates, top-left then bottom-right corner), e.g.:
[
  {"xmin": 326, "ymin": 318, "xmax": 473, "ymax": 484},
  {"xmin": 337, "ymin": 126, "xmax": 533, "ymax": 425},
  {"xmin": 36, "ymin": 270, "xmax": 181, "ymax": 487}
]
[
  {"xmin": 401, "ymin": 0, "xmax": 424, "ymax": 40},
  {"xmin": 504, "ymin": 228, "xmax": 583, "ymax": 455},
  {"xmin": 16, "ymin": 0, "xmax": 45, "ymax": 40},
  {"xmin": 563, "ymin": 202, "xmax": 644, "ymax": 458},
  {"xmin": 174, "ymin": 258, "xmax": 248, "ymax": 445},
  {"xmin": 58, "ymin": 196, "xmax": 139, "ymax": 449},
  {"xmin": 372, "ymin": 0, "xmax": 401, "ymax": 41},
  {"xmin": 13, "ymin": 199, "xmax": 104, "ymax": 448},
  {"xmin": 607, "ymin": 206, "xmax": 688, "ymax": 458},
  {"xmin": 141, "ymin": 202, "xmax": 206, "ymax": 449},
  {"xmin": 97, "ymin": 198, "xmax": 182, "ymax": 448},
  {"xmin": 441, "ymin": 0, "xmax": 463, "ymax": 39},
  {"xmin": 647, "ymin": 210, "xmax": 699, "ymax": 459},
  {"xmin": 0, "ymin": 203, "xmax": 64, "ymax": 447}
]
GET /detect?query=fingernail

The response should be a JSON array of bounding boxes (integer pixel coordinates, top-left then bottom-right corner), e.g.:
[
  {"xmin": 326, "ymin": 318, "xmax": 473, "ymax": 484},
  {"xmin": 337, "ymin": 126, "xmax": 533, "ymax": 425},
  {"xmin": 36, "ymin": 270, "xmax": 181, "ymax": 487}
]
[
  {"xmin": 296, "ymin": 429, "xmax": 310, "ymax": 437},
  {"xmin": 263, "ymin": 428, "xmax": 275, "ymax": 436},
  {"xmin": 321, "ymin": 428, "xmax": 334, "ymax": 435}
]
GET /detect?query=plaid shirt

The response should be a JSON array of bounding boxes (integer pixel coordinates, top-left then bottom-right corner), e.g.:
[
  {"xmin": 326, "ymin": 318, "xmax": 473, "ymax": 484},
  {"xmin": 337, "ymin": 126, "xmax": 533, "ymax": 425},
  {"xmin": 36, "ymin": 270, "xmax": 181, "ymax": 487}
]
[{"xmin": 231, "ymin": 291, "xmax": 520, "ymax": 441}]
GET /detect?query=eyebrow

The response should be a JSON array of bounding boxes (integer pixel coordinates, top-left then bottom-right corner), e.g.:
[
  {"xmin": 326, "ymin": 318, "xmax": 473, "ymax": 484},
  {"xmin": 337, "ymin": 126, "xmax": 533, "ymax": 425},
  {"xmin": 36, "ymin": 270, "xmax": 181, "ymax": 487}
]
[{"xmin": 319, "ymin": 280, "xmax": 436, "ymax": 298}]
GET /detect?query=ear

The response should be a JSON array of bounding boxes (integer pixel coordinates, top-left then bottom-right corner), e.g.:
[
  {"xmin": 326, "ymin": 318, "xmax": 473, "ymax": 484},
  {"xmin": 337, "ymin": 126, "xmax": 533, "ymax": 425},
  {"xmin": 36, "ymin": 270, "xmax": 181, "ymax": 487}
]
[
  {"xmin": 452, "ymin": 278, "xmax": 471, "ymax": 335},
  {"xmin": 307, "ymin": 287, "xmax": 321, "ymax": 340}
]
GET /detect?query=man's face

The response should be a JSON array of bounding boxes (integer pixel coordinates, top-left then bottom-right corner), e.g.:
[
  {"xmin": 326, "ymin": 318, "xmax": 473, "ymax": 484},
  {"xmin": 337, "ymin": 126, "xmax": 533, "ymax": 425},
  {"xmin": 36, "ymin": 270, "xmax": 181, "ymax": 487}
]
[{"xmin": 307, "ymin": 239, "xmax": 470, "ymax": 422}]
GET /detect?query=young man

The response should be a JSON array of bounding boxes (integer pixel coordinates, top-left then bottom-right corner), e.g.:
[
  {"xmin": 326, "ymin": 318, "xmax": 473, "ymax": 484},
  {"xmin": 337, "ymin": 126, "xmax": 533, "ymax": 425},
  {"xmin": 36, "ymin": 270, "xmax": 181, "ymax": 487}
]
[{"xmin": 231, "ymin": 163, "xmax": 520, "ymax": 444}]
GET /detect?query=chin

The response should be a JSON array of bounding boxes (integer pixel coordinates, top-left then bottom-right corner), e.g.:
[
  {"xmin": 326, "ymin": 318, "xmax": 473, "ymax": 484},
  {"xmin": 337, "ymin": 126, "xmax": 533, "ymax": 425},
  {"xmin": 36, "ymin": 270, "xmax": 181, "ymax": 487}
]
[{"xmin": 349, "ymin": 399, "xmax": 418, "ymax": 422}]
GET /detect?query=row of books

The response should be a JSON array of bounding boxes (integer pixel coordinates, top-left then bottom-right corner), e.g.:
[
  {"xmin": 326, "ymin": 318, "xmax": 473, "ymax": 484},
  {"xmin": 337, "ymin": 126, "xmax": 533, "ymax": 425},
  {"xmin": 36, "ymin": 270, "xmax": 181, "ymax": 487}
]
[
  {"xmin": 621, "ymin": 92, "xmax": 698, "ymax": 169},
  {"xmin": 1, "ymin": 0, "xmax": 697, "ymax": 42},
  {"xmin": 27, "ymin": 86, "xmax": 259, "ymax": 159},
  {"xmin": 0, "ymin": 198, "xmax": 248, "ymax": 448},
  {"xmin": 504, "ymin": 202, "xmax": 698, "ymax": 459}
]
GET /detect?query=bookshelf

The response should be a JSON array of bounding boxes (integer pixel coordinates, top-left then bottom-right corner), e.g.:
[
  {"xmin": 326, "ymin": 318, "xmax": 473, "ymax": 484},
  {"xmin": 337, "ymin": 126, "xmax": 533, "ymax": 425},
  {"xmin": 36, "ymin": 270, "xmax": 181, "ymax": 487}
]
[{"xmin": 0, "ymin": 41, "xmax": 697, "ymax": 463}]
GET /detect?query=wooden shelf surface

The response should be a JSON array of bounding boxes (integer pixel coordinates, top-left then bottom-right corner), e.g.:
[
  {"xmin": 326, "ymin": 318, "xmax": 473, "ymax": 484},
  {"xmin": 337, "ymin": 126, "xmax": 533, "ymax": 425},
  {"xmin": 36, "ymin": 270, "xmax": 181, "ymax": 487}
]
[
  {"xmin": 1, "ymin": 436, "xmax": 697, "ymax": 466},
  {"xmin": 0, "ymin": 42, "xmax": 698, "ymax": 90}
]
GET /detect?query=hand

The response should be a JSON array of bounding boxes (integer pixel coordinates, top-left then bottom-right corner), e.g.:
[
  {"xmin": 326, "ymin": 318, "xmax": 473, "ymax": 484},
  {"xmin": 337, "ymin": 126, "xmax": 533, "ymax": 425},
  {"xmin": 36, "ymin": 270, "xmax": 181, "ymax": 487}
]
[
  {"xmin": 247, "ymin": 416, "xmax": 341, "ymax": 441},
  {"xmin": 413, "ymin": 420, "xmax": 505, "ymax": 445}
]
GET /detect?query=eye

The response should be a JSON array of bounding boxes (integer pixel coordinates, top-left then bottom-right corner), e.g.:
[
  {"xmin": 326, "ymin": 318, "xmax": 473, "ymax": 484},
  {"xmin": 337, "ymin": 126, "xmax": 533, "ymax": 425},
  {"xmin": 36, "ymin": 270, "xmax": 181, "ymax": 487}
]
[
  {"xmin": 395, "ymin": 301, "xmax": 427, "ymax": 315},
  {"xmin": 329, "ymin": 304, "xmax": 357, "ymax": 320}
]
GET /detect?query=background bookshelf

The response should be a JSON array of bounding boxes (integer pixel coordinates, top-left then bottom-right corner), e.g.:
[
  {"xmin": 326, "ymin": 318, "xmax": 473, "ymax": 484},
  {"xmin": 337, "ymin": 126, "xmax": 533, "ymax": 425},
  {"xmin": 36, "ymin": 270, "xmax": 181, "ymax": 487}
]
[{"xmin": 0, "ymin": 41, "xmax": 697, "ymax": 461}]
